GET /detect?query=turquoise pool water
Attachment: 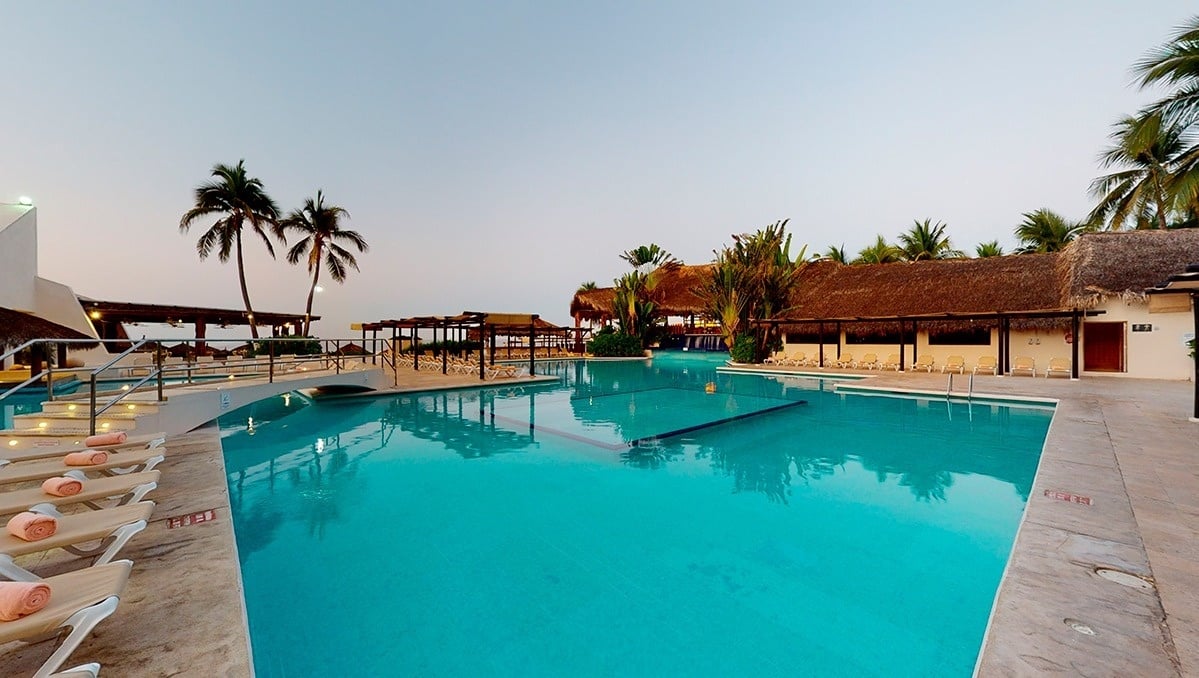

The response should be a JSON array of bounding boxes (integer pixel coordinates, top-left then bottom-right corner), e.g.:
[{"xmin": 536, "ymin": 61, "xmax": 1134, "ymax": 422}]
[{"xmin": 222, "ymin": 352, "xmax": 1052, "ymax": 677}]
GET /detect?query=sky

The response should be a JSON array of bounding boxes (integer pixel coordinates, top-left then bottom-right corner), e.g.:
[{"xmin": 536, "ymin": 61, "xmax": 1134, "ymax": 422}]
[{"xmin": 3, "ymin": 1, "xmax": 1195, "ymax": 335}]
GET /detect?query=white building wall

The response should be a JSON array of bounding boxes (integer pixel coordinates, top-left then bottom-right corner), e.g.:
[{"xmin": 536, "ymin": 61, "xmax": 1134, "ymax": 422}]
[
  {"xmin": 0, "ymin": 206, "xmax": 38, "ymax": 311},
  {"xmin": 1083, "ymin": 299, "xmax": 1193, "ymax": 380}
]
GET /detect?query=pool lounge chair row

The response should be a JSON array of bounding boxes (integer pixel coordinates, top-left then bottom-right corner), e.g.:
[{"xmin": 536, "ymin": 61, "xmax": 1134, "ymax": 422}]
[
  {"xmin": 0, "ymin": 432, "xmax": 168, "ymax": 677},
  {"xmin": 762, "ymin": 352, "xmax": 1072, "ymax": 377}
]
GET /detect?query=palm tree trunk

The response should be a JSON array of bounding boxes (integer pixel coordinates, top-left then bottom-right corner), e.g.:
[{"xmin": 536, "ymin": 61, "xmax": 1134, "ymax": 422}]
[
  {"xmin": 303, "ymin": 262, "xmax": 321, "ymax": 336},
  {"xmin": 236, "ymin": 231, "xmax": 259, "ymax": 339}
]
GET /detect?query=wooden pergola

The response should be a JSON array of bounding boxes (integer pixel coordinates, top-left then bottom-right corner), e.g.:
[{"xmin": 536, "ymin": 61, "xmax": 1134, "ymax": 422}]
[
  {"xmin": 754, "ymin": 308, "xmax": 1106, "ymax": 379},
  {"xmin": 81, "ymin": 299, "xmax": 313, "ymax": 353},
  {"xmin": 360, "ymin": 312, "xmax": 548, "ymax": 380}
]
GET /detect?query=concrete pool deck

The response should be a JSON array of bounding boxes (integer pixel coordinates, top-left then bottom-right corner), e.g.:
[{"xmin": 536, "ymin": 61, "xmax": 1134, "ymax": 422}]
[{"xmin": 6, "ymin": 366, "xmax": 1196, "ymax": 675}]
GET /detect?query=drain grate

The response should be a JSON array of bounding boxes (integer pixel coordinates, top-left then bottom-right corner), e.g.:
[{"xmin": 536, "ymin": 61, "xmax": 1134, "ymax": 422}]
[{"xmin": 1094, "ymin": 567, "xmax": 1155, "ymax": 591}]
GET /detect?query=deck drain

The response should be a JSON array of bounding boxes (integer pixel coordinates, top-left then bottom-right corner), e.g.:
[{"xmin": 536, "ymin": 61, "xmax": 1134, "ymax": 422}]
[
  {"xmin": 1064, "ymin": 618, "xmax": 1096, "ymax": 636},
  {"xmin": 1094, "ymin": 567, "xmax": 1155, "ymax": 591}
]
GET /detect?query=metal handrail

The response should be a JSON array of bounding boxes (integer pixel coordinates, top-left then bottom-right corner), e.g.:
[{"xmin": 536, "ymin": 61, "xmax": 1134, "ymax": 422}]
[
  {"xmin": 0, "ymin": 373, "xmax": 46, "ymax": 403},
  {"xmin": 0, "ymin": 339, "xmax": 42, "ymax": 365},
  {"xmin": 88, "ymin": 338, "xmax": 152, "ymax": 380}
]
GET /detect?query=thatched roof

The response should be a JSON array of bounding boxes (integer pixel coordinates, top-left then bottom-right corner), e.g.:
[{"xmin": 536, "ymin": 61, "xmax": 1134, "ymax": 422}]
[
  {"xmin": 0, "ymin": 307, "xmax": 98, "ymax": 350},
  {"xmin": 570, "ymin": 264, "xmax": 714, "ymax": 320},
  {"xmin": 567, "ymin": 229, "xmax": 1199, "ymax": 327},
  {"xmin": 1059, "ymin": 228, "xmax": 1199, "ymax": 307}
]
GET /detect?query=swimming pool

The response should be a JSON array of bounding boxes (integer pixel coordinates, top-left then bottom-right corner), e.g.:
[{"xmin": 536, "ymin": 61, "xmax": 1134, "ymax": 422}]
[{"xmin": 222, "ymin": 352, "xmax": 1051, "ymax": 676}]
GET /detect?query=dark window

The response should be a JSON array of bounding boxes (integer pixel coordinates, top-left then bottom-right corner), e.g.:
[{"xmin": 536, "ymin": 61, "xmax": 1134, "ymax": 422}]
[
  {"xmin": 928, "ymin": 327, "xmax": 992, "ymax": 345},
  {"xmin": 845, "ymin": 331, "xmax": 902, "ymax": 344},
  {"xmin": 785, "ymin": 331, "xmax": 825, "ymax": 344}
]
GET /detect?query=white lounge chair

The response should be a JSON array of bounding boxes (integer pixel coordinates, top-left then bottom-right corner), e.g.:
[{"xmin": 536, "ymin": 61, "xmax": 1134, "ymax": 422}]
[
  {"xmin": 2, "ymin": 432, "xmax": 166, "ymax": 464},
  {"xmin": 833, "ymin": 353, "xmax": 855, "ymax": 369},
  {"xmin": 911, "ymin": 355, "xmax": 935, "ymax": 372},
  {"xmin": 879, "ymin": 354, "xmax": 901, "ymax": 371},
  {"xmin": 1045, "ymin": 357, "xmax": 1072, "ymax": 378},
  {"xmin": 0, "ymin": 471, "xmax": 160, "ymax": 517},
  {"xmin": 0, "ymin": 448, "xmax": 165, "ymax": 487},
  {"xmin": 941, "ymin": 355, "xmax": 965, "ymax": 374},
  {"xmin": 0, "ymin": 560, "xmax": 132, "ymax": 678},
  {"xmin": 973, "ymin": 356, "xmax": 997, "ymax": 375},
  {"xmin": 854, "ymin": 353, "xmax": 879, "ymax": 370},
  {"xmin": 0, "ymin": 502, "xmax": 154, "ymax": 581},
  {"xmin": 1011, "ymin": 356, "xmax": 1036, "ymax": 376}
]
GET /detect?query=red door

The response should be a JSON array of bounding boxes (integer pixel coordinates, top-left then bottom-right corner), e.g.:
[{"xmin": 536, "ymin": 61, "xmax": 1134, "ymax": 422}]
[{"xmin": 1083, "ymin": 322, "xmax": 1125, "ymax": 372}]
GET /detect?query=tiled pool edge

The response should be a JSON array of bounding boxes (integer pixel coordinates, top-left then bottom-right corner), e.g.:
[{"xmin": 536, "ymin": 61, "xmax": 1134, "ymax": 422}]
[{"xmin": 975, "ymin": 395, "xmax": 1179, "ymax": 676}]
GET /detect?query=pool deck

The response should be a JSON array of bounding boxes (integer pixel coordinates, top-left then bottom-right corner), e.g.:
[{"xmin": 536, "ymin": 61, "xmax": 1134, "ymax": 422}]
[{"xmin": 6, "ymin": 364, "xmax": 1196, "ymax": 675}]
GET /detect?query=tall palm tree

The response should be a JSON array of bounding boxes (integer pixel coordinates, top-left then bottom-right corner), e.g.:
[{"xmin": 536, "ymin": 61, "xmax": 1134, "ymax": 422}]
[
  {"xmin": 281, "ymin": 191, "xmax": 368, "ymax": 336},
  {"xmin": 180, "ymin": 160, "xmax": 282, "ymax": 339},
  {"xmin": 898, "ymin": 219, "xmax": 962, "ymax": 261},
  {"xmin": 1015, "ymin": 209, "xmax": 1084, "ymax": 253},
  {"xmin": 974, "ymin": 240, "xmax": 1005, "ymax": 258},
  {"xmin": 1135, "ymin": 16, "xmax": 1199, "ymax": 126},
  {"xmin": 1089, "ymin": 113, "xmax": 1190, "ymax": 230},
  {"xmin": 853, "ymin": 235, "xmax": 902, "ymax": 264}
]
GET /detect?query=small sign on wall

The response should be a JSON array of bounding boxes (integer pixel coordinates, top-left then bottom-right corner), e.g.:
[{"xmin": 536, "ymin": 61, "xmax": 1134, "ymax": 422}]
[
  {"xmin": 1131, "ymin": 324, "xmax": 1153, "ymax": 332},
  {"xmin": 219, "ymin": 392, "xmax": 231, "ymax": 411}
]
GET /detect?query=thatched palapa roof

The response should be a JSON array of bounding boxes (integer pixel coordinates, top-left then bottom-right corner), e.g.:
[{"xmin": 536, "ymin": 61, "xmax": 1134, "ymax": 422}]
[
  {"xmin": 0, "ymin": 307, "xmax": 99, "ymax": 350},
  {"xmin": 570, "ymin": 264, "xmax": 714, "ymax": 320},
  {"xmin": 568, "ymin": 229, "xmax": 1199, "ymax": 328}
]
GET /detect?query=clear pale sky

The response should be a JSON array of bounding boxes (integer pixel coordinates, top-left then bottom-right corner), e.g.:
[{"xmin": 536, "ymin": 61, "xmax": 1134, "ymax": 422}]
[{"xmin": 3, "ymin": 2, "xmax": 1194, "ymax": 335}]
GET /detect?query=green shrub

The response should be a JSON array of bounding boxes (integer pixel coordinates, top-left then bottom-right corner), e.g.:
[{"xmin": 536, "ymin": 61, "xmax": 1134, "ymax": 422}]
[
  {"xmin": 587, "ymin": 332, "xmax": 644, "ymax": 357},
  {"xmin": 729, "ymin": 334, "xmax": 756, "ymax": 363},
  {"xmin": 250, "ymin": 338, "xmax": 322, "ymax": 356}
]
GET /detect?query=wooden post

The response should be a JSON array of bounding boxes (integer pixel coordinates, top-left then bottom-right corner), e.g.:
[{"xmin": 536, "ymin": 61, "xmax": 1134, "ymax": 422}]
[
  {"xmin": 898, "ymin": 320, "xmax": 906, "ymax": 371},
  {"xmin": 442, "ymin": 322, "xmax": 448, "ymax": 374},
  {"xmin": 1071, "ymin": 310, "xmax": 1081, "ymax": 380},
  {"xmin": 489, "ymin": 327, "xmax": 496, "ymax": 365},
  {"xmin": 529, "ymin": 320, "xmax": 537, "ymax": 376},
  {"xmin": 835, "ymin": 322, "xmax": 841, "ymax": 360},
  {"xmin": 818, "ymin": 322, "xmax": 825, "ymax": 367},
  {"xmin": 911, "ymin": 320, "xmax": 918, "ymax": 364},
  {"xmin": 478, "ymin": 322, "xmax": 485, "ymax": 380},
  {"xmin": 195, "ymin": 318, "xmax": 207, "ymax": 355},
  {"xmin": 1192, "ymin": 294, "xmax": 1198, "ymax": 420},
  {"xmin": 412, "ymin": 326, "xmax": 418, "ymax": 371}
]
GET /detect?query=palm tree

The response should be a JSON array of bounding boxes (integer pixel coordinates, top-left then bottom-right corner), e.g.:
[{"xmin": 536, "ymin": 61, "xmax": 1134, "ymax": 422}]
[
  {"xmin": 822, "ymin": 244, "xmax": 849, "ymax": 264},
  {"xmin": 898, "ymin": 219, "xmax": 962, "ymax": 261},
  {"xmin": 1015, "ymin": 209, "xmax": 1084, "ymax": 253},
  {"xmin": 180, "ymin": 160, "xmax": 282, "ymax": 338},
  {"xmin": 620, "ymin": 244, "xmax": 678, "ymax": 271},
  {"xmin": 281, "ymin": 191, "xmax": 368, "ymax": 336},
  {"xmin": 576, "ymin": 281, "xmax": 598, "ymax": 292},
  {"xmin": 1089, "ymin": 113, "xmax": 1190, "ymax": 230},
  {"xmin": 853, "ymin": 235, "xmax": 902, "ymax": 264},
  {"xmin": 974, "ymin": 240, "xmax": 1005, "ymax": 258},
  {"xmin": 1135, "ymin": 16, "xmax": 1199, "ymax": 126},
  {"xmin": 701, "ymin": 219, "xmax": 804, "ymax": 360}
]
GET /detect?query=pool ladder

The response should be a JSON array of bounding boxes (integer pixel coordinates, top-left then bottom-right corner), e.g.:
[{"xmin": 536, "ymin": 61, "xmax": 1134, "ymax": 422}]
[{"xmin": 945, "ymin": 373, "xmax": 975, "ymax": 400}]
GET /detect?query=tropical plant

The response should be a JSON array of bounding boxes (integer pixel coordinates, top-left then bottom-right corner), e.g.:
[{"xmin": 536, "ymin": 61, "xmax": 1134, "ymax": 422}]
[
  {"xmin": 853, "ymin": 235, "xmax": 902, "ymax": 264},
  {"xmin": 822, "ymin": 244, "xmax": 849, "ymax": 264},
  {"xmin": 179, "ymin": 160, "xmax": 282, "ymax": 338},
  {"xmin": 586, "ymin": 331, "xmax": 644, "ymax": 357},
  {"xmin": 1089, "ymin": 113, "xmax": 1191, "ymax": 230},
  {"xmin": 975, "ymin": 240, "xmax": 1005, "ymax": 257},
  {"xmin": 701, "ymin": 219, "xmax": 805, "ymax": 361},
  {"xmin": 898, "ymin": 219, "xmax": 963, "ymax": 261},
  {"xmin": 280, "ymin": 191, "xmax": 368, "ymax": 336},
  {"xmin": 1135, "ymin": 16, "xmax": 1199, "ymax": 127},
  {"xmin": 576, "ymin": 281, "xmax": 598, "ymax": 292},
  {"xmin": 1015, "ymin": 209, "xmax": 1086, "ymax": 253},
  {"xmin": 619, "ymin": 244, "xmax": 678, "ymax": 271}
]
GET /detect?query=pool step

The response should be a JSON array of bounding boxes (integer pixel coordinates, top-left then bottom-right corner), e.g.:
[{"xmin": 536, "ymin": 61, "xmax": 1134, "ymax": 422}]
[
  {"xmin": 39, "ymin": 400, "xmax": 163, "ymax": 415},
  {"xmin": 9, "ymin": 410, "xmax": 147, "ymax": 435}
]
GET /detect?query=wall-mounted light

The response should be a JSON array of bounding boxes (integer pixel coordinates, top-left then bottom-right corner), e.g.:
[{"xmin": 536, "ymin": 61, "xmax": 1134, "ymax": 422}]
[
  {"xmin": 17, "ymin": 196, "xmax": 32, "ymax": 206},
  {"xmin": 89, "ymin": 310, "xmax": 102, "ymax": 319}
]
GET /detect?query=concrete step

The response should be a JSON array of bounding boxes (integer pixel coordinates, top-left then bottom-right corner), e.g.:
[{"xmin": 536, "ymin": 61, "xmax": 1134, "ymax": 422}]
[
  {"xmin": 11, "ymin": 411, "xmax": 145, "ymax": 435},
  {"xmin": 39, "ymin": 400, "xmax": 162, "ymax": 415}
]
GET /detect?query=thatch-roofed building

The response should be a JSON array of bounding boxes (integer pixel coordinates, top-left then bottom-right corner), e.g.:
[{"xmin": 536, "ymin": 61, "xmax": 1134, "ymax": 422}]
[{"xmin": 569, "ymin": 229, "xmax": 1199, "ymax": 379}]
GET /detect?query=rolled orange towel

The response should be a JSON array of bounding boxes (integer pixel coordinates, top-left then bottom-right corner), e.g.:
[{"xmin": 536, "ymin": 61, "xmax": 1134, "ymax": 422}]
[
  {"xmin": 5, "ymin": 512, "xmax": 57, "ymax": 542},
  {"xmin": 64, "ymin": 450, "xmax": 108, "ymax": 466},
  {"xmin": 41, "ymin": 476, "xmax": 83, "ymax": 497},
  {"xmin": 84, "ymin": 431, "xmax": 127, "ymax": 447},
  {"xmin": 0, "ymin": 582, "xmax": 51, "ymax": 621}
]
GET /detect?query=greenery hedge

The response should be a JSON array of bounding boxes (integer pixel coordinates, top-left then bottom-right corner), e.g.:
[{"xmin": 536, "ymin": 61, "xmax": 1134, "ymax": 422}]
[
  {"xmin": 587, "ymin": 331, "xmax": 644, "ymax": 357},
  {"xmin": 729, "ymin": 334, "xmax": 756, "ymax": 363}
]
